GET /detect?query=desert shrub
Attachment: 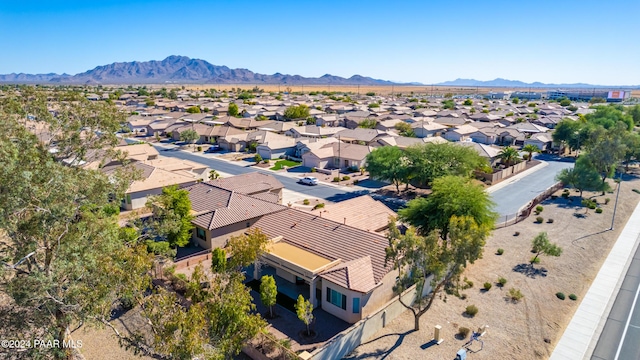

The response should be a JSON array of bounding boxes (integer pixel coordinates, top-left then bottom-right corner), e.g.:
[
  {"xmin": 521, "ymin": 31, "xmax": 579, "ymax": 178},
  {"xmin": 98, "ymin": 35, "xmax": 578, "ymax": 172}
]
[
  {"xmin": 313, "ymin": 203, "xmax": 325, "ymax": 210},
  {"xmin": 465, "ymin": 305, "xmax": 478, "ymax": 317},
  {"xmin": 605, "ymin": 198, "xmax": 611, "ymax": 204},
  {"xmin": 509, "ymin": 288, "xmax": 524, "ymax": 302},
  {"xmin": 556, "ymin": 292, "xmax": 566, "ymax": 300},
  {"xmin": 536, "ymin": 205, "xmax": 544, "ymax": 213},
  {"xmin": 483, "ymin": 282, "xmax": 492, "ymax": 291},
  {"xmin": 263, "ymin": 159, "xmax": 270, "ymax": 164},
  {"xmin": 303, "ymin": 199, "xmax": 310, "ymax": 205},
  {"xmin": 462, "ymin": 278, "xmax": 473, "ymax": 289},
  {"xmin": 342, "ymin": 176, "xmax": 350, "ymax": 181},
  {"xmin": 530, "ymin": 256, "xmax": 541, "ymax": 264},
  {"xmin": 551, "ymin": 195, "xmax": 558, "ymax": 200},
  {"xmin": 595, "ymin": 208, "xmax": 603, "ymax": 213},
  {"xmin": 496, "ymin": 248, "xmax": 504, "ymax": 255},
  {"xmin": 561, "ymin": 192, "xmax": 569, "ymax": 199},
  {"xmin": 536, "ymin": 216, "xmax": 544, "ymax": 223},
  {"xmin": 547, "ymin": 218, "xmax": 554, "ymax": 223},
  {"xmin": 332, "ymin": 177, "xmax": 340, "ymax": 182},
  {"xmin": 310, "ymin": 167, "xmax": 317, "ymax": 173},
  {"xmin": 353, "ymin": 179, "xmax": 359, "ymax": 185},
  {"xmin": 569, "ymin": 294, "xmax": 577, "ymax": 301},
  {"xmin": 514, "ymin": 232, "xmax": 520, "ymax": 236},
  {"xmin": 197, "ymin": 146, "xmax": 202, "ymax": 152},
  {"xmin": 589, "ymin": 203, "xmax": 597, "ymax": 210},
  {"xmin": 254, "ymin": 154, "xmax": 262, "ymax": 163},
  {"xmin": 498, "ymin": 277, "xmax": 507, "ymax": 287},
  {"xmin": 458, "ymin": 327, "xmax": 470, "ymax": 339}
]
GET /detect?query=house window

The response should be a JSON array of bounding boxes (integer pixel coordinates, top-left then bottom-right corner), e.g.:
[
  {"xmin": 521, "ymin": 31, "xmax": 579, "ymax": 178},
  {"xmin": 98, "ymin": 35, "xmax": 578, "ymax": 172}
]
[
  {"xmin": 246, "ymin": 222, "xmax": 251, "ymax": 228},
  {"xmin": 326, "ymin": 287, "xmax": 347, "ymax": 310},
  {"xmin": 353, "ymin": 297, "xmax": 360, "ymax": 314},
  {"xmin": 196, "ymin": 228, "xmax": 206, "ymax": 240}
]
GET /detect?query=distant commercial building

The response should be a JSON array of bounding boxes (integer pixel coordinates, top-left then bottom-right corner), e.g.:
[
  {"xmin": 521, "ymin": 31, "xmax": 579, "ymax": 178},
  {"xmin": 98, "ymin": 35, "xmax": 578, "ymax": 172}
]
[
  {"xmin": 547, "ymin": 89, "xmax": 630, "ymax": 102},
  {"xmin": 511, "ymin": 91, "xmax": 543, "ymax": 100},
  {"xmin": 485, "ymin": 91, "xmax": 511, "ymax": 100}
]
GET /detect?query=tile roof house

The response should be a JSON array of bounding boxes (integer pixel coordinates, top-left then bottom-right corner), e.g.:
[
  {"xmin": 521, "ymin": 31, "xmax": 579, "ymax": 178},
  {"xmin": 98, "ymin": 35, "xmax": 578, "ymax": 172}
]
[
  {"xmin": 184, "ymin": 182, "xmax": 287, "ymax": 249},
  {"xmin": 207, "ymin": 172, "xmax": 284, "ymax": 204},
  {"xmin": 255, "ymin": 132, "xmax": 298, "ymax": 160},
  {"xmin": 335, "ymin": 128, "xmax": 388, "ymax": 146},
  {"xmin": 302, "ymin": 141, "xmax": 373, "ymax": 170},
  {"xmin": 311, "ymin": 195, "xmax": 396, "ymax": 233},
  {"xmin": 251, "ymin": 208, "xmax": 398, "ymax": 323}
]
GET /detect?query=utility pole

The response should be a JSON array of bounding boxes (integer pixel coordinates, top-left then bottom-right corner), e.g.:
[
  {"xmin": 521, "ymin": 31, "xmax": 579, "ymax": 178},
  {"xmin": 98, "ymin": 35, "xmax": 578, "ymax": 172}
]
[{"xmin": 610, "ymin": 172, "xmax": 622, "ymax": 231}]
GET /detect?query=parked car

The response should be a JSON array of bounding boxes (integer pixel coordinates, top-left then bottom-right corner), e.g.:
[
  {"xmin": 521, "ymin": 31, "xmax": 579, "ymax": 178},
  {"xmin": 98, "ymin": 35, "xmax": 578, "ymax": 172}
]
[
  {"xmin": 299, "ymin": 176, "xmax": 319, "ymax": 186},
  {"xmin": 205, "ymin": 145, "xmax": 222, "ymax": 153}
]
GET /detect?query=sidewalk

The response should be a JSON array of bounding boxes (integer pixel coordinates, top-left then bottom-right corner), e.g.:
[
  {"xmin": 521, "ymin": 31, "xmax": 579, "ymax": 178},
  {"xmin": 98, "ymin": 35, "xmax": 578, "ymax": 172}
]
[{"xmin": 550, "ymin": 200, "xmax": 640, "ymax": 360}]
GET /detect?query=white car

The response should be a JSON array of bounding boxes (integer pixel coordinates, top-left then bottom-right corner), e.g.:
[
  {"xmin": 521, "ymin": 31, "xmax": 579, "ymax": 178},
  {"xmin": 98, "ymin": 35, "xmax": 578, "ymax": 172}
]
[{"xmin": 299, "ymin": 176, "xmax": 319, "ymax": 186}]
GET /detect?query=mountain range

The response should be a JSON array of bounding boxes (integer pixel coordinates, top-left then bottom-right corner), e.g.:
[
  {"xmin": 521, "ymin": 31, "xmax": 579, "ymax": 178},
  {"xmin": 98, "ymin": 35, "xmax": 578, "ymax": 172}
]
[
  {"xmin": 0, "ymin": 56, "xmax": 395, "ymax": 85},
  {"xmin": 435, "ymin": 78, "xmax": 639, "ymax": 89},
  {"xmin": 0, "ymin": 57, "xmax": 636, "ymax": 88}
]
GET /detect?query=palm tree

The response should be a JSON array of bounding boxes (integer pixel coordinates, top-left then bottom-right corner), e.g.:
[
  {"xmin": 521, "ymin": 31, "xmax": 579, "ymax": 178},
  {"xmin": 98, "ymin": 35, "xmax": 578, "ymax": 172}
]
[
  {"xmin": 522, "ymin": 144, "xmax": 540, "ymax": 161},
  {"xmin": 498, "ymin": 146, "xmax": 520, "ymax": 167}
]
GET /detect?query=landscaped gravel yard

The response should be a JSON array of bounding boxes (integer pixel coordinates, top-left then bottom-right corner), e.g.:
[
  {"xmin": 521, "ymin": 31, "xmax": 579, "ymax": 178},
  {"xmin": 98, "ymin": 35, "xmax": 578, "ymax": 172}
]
[{"xmin": 347, "ymin": 174, "xmax": 640, "ymax": 360}]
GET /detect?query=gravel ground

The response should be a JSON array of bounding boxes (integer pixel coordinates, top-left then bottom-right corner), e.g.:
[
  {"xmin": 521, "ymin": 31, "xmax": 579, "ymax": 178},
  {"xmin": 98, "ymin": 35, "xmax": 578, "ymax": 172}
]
[{"xmin": 347, "ymin": 174, "xmax": 640, "ymax": 360}]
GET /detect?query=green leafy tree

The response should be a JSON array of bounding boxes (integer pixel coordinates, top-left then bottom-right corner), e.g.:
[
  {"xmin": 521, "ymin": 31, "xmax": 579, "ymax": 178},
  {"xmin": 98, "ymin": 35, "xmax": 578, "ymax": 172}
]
[
  {"xmin": 394, "ymin": 122, "xmax": 416, "ymax": 137},
  {"xmin": 404, "ymin": 143, "xmax": 488, "ymax": 187},
  {"xmin": 365, "ymin": 146, "xmax": 410, "ymax": 192},
  {"xmin": 627, "ymin": 104, "xmax": 640, "ymax": 125},
  {"xmin": 559, "ymin": 98, "xmax": 571, "ymax": 107},
  {"xmin": 180, "ymin": 128, "xmax": 200, "ymax": 149},
  {"xmin": 186, "ymin": 106, "xmax": 201, "ymax": 114},
  {"xmin": 399, "ymin": 175, "xmax": 497, "ymax": 239},
  {"xmin": 0, "ymin": 96, "xmax": 152, "ymax": 359},
  {"xmin": 586, "ymin": 105, "xmax": 634, "ymax": 131},
  {"xmin": 498, "ymin": 146, "xmax": 520, "ymax": 167},
  {"xmin": 386, "ymin": 215, "xmax": 491, "ymax": 331},
  {"xmin": 260, "ymin": 275, "xmax": 278, "ymax": 318},
  {"xmin": 143, "ymin": 264, "xmax": 265, "ymax": 359},
  {"xmin": 228, "ymin": 103, "xmax": 239, "ymax": 117},
  {"xmin": 284, "ymin": 104, "xmax": 310, "ymax": 120},
  {"xmin": 556, "ymin": 156, "xmax": 611, "ymax": 198},
  {"xmin": 530, "ymin": 232, "xmax": 562, "ymax": 264},
  {"xmin": 522, "ymin": 144, "xmax": 540, "ymax": 161},
  {"xmin": 211, "ymin": 247, "xmax": 227, "ymax": 273},
  {"xmin": 583, "ymin": 123, "xmax": 627, "ymax": 184},
  {"xmin": 358, "ymin": 118, "xmax": 378, "ymax": 129},
  {"xmin": 442, "ymin": 99, "xmax": 455, "ymax": 109},
  {"xmin": 623, "ymin": 132, "xmax": 640, "ymax": 171},
  {"xmin": 463, "ymin": 99, "xmax": 473, "ymax": 106},
  {"xmin": 146, "ymin": 185, "xmax": 194, "ymax": 248},
  {"xmin": 226, "ymin": 228, "xmax": 269, "ymax": 271},
  {"xmin": 295, "ymin": 295, "xmax": 314, "ymax": 336}
]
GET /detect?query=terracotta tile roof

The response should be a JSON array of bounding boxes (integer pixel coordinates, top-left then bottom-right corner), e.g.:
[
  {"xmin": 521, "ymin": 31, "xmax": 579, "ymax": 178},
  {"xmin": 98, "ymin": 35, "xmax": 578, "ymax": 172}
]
[
  {"xmin": 319, "ymin": 256, "xmax": 377, "ymax": 293},
  {"xmin": 313, "ymin": 195, "xmax": 396, "ymax": 233},
  {"xmin": 206, "ymin": 172, "xmax": 283, "ymax": 194},
  {"xmin": 184, "ymin": 182, "xmax": 286, "ymax": 230},
  {"xmin": 251, "ymin": 209, "xmax": 391, "ymax": 283}
]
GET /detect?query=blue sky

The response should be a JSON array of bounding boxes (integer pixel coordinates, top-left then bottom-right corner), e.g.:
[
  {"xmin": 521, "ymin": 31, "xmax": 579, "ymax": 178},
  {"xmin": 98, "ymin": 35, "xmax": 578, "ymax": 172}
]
[{"xmin": 1, "ymin": 0, "xmax": 638, "ymax": 85}]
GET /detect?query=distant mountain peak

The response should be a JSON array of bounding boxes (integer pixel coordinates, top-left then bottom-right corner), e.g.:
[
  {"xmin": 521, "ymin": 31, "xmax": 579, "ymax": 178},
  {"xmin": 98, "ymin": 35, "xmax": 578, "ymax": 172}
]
[
  {"xmin": 0, "ymin": 56, "xmax": 399, "ymax": 85},
  {"xmin": 435, "ymin": 78, "xmax": 637, "ymax": 88}
]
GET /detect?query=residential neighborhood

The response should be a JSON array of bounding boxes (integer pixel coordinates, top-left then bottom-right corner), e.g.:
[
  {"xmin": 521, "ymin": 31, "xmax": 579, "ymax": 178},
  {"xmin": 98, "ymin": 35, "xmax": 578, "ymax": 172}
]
[{"xmin": 3, "ymin": 80, "xmax": 639, "ymax": 360}]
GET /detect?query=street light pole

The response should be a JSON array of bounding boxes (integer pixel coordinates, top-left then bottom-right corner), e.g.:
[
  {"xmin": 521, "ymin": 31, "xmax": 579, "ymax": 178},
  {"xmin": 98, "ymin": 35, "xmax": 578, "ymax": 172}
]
[{"xmin": 610, "ymin": 172, "xmax": 622, "ymax": 231}]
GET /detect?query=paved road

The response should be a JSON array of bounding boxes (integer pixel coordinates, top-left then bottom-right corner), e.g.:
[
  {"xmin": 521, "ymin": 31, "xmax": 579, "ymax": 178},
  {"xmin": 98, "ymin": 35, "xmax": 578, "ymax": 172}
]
[
  {"xmin": 592, "ymin": 235, "xmax": 640, "ymax": 360},
  {"xmin": 147, "ymin": 142, "xmax": 379, "ymax": 203},
  {"xmin": 141, "ymin": 140, "xmax": 574, "ymax": 215},
  {"xmin": 490, "ymin": 154, "xmax": 574, "ymax": 220}
]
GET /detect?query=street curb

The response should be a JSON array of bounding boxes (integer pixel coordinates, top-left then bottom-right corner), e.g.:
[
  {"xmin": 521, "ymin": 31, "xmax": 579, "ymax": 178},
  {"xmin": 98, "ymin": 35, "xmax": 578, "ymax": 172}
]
[{"xmin": 550, "ymin": 199, "xmax": 640, "ymax": 360}]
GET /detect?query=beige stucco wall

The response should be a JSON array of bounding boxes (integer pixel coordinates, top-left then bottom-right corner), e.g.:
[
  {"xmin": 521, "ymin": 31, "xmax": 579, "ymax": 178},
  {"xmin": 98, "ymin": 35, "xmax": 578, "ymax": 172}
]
[
  {"xmin": 192, "ymin": 217, "xmax": 262, "ymax": 250},
  {"xmin": 361, "ymin": 269, "xmax": 399, "ymax": 319},
  {"xmin": 322, "ymin": 281, "xmax": 364, "ymax": 324}
]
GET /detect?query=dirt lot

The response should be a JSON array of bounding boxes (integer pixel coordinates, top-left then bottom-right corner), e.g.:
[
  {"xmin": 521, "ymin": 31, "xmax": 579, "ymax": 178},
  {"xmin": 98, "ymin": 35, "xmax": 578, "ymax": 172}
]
[{"xmin": 348, "ymin": 174, "xmax": 640, "ymax": 360}]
